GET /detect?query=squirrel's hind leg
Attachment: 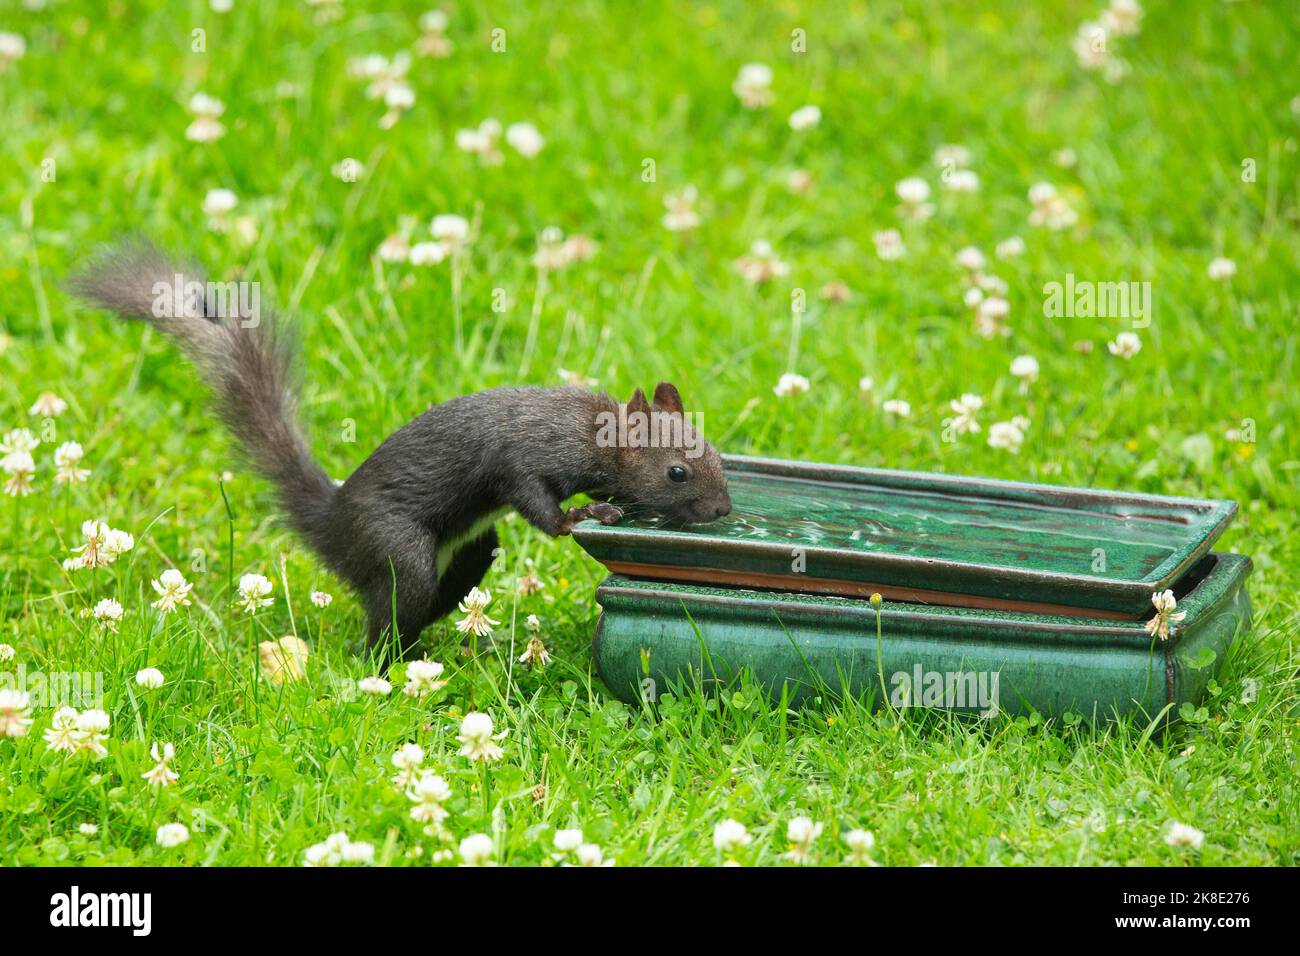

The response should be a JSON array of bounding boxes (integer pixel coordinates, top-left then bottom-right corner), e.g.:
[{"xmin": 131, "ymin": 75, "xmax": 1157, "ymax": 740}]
[
  {"xmin": 428, "ymin": 528, "xmax": 500, "ymax": 622},
  {"xmin": 363, "ymin": 528, "xmax": 501, "ymax": 665},
  {"xmin": 362, "ymin": 528, "xmax": 440, "ymax": 664}
]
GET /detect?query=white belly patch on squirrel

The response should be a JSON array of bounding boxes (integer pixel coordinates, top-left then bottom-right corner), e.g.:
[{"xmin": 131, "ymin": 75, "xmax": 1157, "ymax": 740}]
[{"xmin": 436, "ymin": 507, "xmax": 512, "ymax": 579}]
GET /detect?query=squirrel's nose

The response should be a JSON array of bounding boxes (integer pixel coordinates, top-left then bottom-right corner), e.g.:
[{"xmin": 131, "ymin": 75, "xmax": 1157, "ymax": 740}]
[{"xmin": 714, "ymin": 501, "xmax": 731, "ymax": 518}]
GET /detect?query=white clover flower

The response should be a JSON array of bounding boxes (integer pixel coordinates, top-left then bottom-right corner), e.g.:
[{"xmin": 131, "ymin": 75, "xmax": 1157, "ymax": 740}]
[
  {"xmin": 188, "ymin": 92, "xmax": 225, "ymax": 117},
  {"xmin": 557, "ymin": 367, "xmax": 597, "ymax": 388},
  {"xmin": 0, "ymin": 31, "xmax": 27, "ymax": 67},
  {"xmin": 933, "ymin": 144, "xmax": 972, "ymax": 169},
  {"xmin": 455, "ymin": 119, "xmax": 504, "ymax": 164},
  {"xmin": 895, "ymin": 178, "xmax": 934, "ymax": 220},
  {"xmin": 91, "ymin": 598, "xmax": 124, "ymax": 633},
  {"xmin": 64, "ymin": 519, "xmax": 108, "ymax": 570},
  {"xmin": 79, "ymin": 823, "xmax": 99, "ymax": 836},
  {"xmin": 185, "ymin": 92, "xmax": 226, "ymax": 142},
  {"xmin": 732, "ymin": 63, "xmax": 773, "ymax": 109},
  {"xmin": 340, "ymin": 840, "xmax": 375, "ymax": 865},
  {"xmin": 1073, "ymin": 21, "xmax": 1110, "ymax": 70},
  {"xmin": 843, "ymin": 828, "xmax": 876, "ymax": 864},
  {"xmin": 53, "ymin": 441, "xmax": 90, "ymax": 484},
  {"xmin": 988, "ymin": 418, "xmax": 1029, "ymax": 454},
  {"xmin": 303, "ymin": 831, "xmax": 372, "ymax": 867},
  {"xmin": 417, "ymin": 9, "xmax": 453, "ymax": 57},
  {"xmin": 202, "ymin": 188, "xmax": 239, "ymax": 218},
  {"xmin": 554, "ymin": 828, "xmax": 583, "ymax": 854},
  {"xmin": 2, "ymin": 450, "xmax": 35, "ymax": 497},
  {"xmin": 1028, "ymin": 181, "xmax": 1078, "ymax": 230},
  {"xmin": 135, "ymin": 667, "xmax": 165, "ymax": 690},
  {"xmin": 309, "ymin": 590, "xmax": 333, "ymax": 608},
  {"xmin": 409, "ymin": 771, "xmax": 452, "ymax": 804},
  {"xmin": 0, "ymin": 643, "xmax": 13, "ymax": 663},
  {"xmin": 0, "ymin": 689, "xmax": 32, "ymax": 738},
  {"xmin": 572, "ymin": 843, "xmax": 612, "ymax": 867},
  {"xmin": 1207, "ymin": 257, "xmax": 1236, "ymax": 281},
  {"xmin": 996, "ymin": 236, "xmax": 1026, "ymax": 259},
  {"xmin": 1107, "ymin": 331, "xmax": 1142, "ymax": 359},
  {"xmin": 156, "ymin": 823, "xmax": 190, "ymax": 848},
  {"xmin": 459, "ymin": 832, "xmax": 495, "ymax": 866},
  {"xmin": 29, "ymin": 391, "xmax": 68, "ymax": 417},
  {"xmin": 142, "ymin": 742, "xmax": 179, "ymax": 788},
  {"xmin": 151, "ymin": 568, "xmax": 194, "ymax": 614},
  {"xmin": 408, "ymin": 241, "xmax": 448, "ymax": 266},
  {"xmin": 786, "ymin": 169, "xmax": 814, "ymax": 194},
  {"xmin": 955, "ymin": 246, "xmax": 986, "ymax": 272},
  {"xmin": 662, "ymin": 186, "xmax": 701, "ymax": 232},
  {"xmin": 785, "ymin": 816, "xmax": 823, "ymax": 864},
  {"xmin": 380, "ymin": 83, "xmax": 416, "ymax": 127},
  {"xmin": 882, "ymin": 399, "xmax": 911, "ymax": 418},
  {"xmin": 978, "ymin": 272, "xmax": 1009, "ymax": 295},
  {"xmin": 506, "ymin": 121, "xmax": 545, "ymax": 158},
  {"xmin": 402, "ymin": 658, "xmax": 447, "ymax": 698},
  {"xmin": 948, "ymin": 394, "xmax": 983, "ymax": 435},
  {"xmin": 43, "ymin": 707, "xmax": 80, "ymax": 753},
  {"xmin": 236, "ymin": 573, "xmax": 274, "ymax": 614},
  {"xmin": 821, "ymin": 281, "xmax": 852, "ymax": 302},
  {"xmin": 106, "ymin": 528, "xmax": 134, "ymax": 555},
  {"xmin": 975, "ymin": 296, "xmax": 1011, "ymax": 338},
  {"xmin": 713, "ymin": 819, "xmax": 752, "ymax": 853},
  {"xmin": 377, "ymin": 232, "xmax": 411, "ymax": 262},
  {"xmin": 1, "ymin": 428, "xmax": 38, "ymax": 455},
  {"xmin": 1010, "ymin": 355, "xmax": 1040, "ymax": 393},
  {"xmin": 773, "ymin": 372, "xmax": 810, "ymax": 398},
  {"xmin": 455, "ymin": 586, "xmax": 499, "ymax": 637},
  {"xmin": 873, "ymin": 228, "xmax": 906, "ymax": 261},
  {"xmin": 858, "ymin": 376, "xmax": 874, "ymax": 395},
  {"xmin": 519, "ymin": 634, "xmax": 551, "ymax": 669},
  {"xmin": 1103, "ymin": 0, "xmax": 1143, "ymax": 37},
  {"xmin": 944, "ymin": 169, "xmax": 979, "ymax": 192},
  {"xmin": 788, "ymin": 104, "xmax": 821, "ymax": 130},
  {"xmin": 734, "ymin": 239, "xmax": 788, "ymax": 284},
  {"xmin": 1164, "ymin": 821, "xmax": 1204, "ymax": 849},
  {"xmin": 408, "ymin": 771, "xmax": 452, "ymax": 829},
  {"xmin": 457, "ymin": 711, "xmax": 507, "ymax": 762},
  {"xmin": 358, "ymin": 675, "xmax": 392, "ymax": 696},
  {"xmin": 390, "ymin": 742, "xmax": 425, "ymax": 789},
  {"xmin": 1144, "ymin": 589, "xmax": 1186, "ymax": 641},
  {"xmin": 430, "ymin": 214, "xmax": 471, "ymax": 250},
  {"xmin": 331, "ymin": 157, "xmax": 364, "ymax": 182},
  {"xmin": 76, "ymin": 708, "xmax": 112, "ymax": 758}
]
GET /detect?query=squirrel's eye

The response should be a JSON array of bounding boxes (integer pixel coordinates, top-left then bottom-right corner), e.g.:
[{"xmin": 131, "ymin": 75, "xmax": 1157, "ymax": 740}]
[{"xmin": 668, "ymin": 465, "xmax": 689, "ymax": 483}]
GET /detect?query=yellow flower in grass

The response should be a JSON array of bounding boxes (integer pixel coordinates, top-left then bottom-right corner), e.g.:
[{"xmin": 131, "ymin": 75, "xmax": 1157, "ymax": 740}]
[{"xmin": 258, "ymin": 636, "xmax": 310, "ymax": 684}]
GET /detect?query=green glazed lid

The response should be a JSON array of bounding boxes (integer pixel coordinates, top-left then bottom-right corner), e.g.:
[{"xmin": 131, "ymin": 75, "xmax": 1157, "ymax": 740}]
[{"xmin": 573, "ymin": 455, "xmax": 1238, "ymax": 618}]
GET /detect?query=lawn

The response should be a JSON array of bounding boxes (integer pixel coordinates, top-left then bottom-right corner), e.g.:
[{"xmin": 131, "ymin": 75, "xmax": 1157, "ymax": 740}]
[{"xmin": 0, "ymin": 0, "xmax": 1296, "ymax": 866}]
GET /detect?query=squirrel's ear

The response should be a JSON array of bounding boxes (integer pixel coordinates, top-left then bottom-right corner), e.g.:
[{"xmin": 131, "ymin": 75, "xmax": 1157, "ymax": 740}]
[
  {"xmin": 653, "ymin": 382, "xmax": 683, "ymax": 414},
  {"xmin": 627, "ymin": 387, "xmax": 652, "ymax": 416}
]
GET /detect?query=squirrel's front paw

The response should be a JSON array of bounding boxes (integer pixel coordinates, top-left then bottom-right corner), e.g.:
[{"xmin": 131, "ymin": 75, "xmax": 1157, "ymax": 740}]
[
  {"xmin": 560, "ymin": 502, "xmax": 623, "ymax": 533},
  {"xmin": 588, "ymin": 502, "xmax": 623, "ymax": 525}
]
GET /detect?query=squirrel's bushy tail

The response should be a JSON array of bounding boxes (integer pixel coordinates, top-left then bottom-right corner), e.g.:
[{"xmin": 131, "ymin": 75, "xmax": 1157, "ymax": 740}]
[{"xmin": 69, "ymin": 239, "xmax": 336, "ymax": 547}]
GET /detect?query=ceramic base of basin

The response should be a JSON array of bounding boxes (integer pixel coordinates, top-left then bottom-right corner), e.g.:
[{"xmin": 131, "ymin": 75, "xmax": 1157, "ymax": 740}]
[{"xmin": 591, "ymin": 553, "xmax": 1252, "ymax": 721}]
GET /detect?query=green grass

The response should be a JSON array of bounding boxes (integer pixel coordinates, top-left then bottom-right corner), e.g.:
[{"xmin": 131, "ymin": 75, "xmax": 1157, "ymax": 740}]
[{"xmin": 1, "ymin": 0, "xmax": 1297, "ymax": 866}]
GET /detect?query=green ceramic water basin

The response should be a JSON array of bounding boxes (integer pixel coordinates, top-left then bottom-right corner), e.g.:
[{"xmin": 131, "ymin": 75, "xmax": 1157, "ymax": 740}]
[{"xmin": 575, "ymin": 455, "xmax": 1237, "ymax": 617}]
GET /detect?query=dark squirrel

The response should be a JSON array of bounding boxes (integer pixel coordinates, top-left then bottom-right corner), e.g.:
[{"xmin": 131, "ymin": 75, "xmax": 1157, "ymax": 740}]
[{"xmin": 70, "ymin": 240, "xmax": 732, "ymax": 660}]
